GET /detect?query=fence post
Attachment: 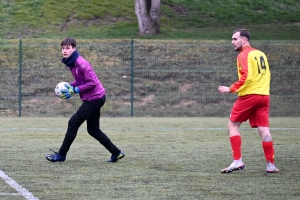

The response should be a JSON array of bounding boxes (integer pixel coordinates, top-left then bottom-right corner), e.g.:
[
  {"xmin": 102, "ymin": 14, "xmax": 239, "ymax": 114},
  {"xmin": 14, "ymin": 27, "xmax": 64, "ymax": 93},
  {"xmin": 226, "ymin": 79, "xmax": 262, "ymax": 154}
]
[
  {"xmin": 130, "ymin": 39, "xmax": 134, "ymax": 117},
  {"xmin": 18, "ymin": 39, "xmax": 23, "ymax": 117}
]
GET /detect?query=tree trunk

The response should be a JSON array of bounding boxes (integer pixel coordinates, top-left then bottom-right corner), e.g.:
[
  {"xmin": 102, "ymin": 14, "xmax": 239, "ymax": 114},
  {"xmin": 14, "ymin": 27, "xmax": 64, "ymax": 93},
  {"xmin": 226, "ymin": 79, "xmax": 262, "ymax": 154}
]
[{"xmin": 135, "ymin": 0, "xmax": 161, "ymax": 35}]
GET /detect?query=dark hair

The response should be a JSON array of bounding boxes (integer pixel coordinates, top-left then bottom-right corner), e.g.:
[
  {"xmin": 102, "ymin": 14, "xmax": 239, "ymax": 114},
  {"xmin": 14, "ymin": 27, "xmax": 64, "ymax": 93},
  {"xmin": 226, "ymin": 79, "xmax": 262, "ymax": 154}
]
[
  {"xmin": 233, "ymin": 29, "xmax": 251, "ymax": 41},
  {"xmin": 61, "ymin": 37, "xmax": 76, "ymax": 47}
]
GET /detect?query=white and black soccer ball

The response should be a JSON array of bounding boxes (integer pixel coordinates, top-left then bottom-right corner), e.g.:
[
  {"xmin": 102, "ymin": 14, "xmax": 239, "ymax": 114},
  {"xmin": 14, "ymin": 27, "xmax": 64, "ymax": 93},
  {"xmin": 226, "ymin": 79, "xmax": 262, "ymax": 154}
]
[{"xmin": 54, "ymin": 82, "xmax": 69, "ymax": 98}]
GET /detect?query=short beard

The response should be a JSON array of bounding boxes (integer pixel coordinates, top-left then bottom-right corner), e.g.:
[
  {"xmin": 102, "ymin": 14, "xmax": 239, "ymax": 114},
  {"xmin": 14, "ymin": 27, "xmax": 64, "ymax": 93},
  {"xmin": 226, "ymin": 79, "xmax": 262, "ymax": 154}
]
[{"xmin": 235, "ymin": 46, "xmax": 242, "ymax": 51}]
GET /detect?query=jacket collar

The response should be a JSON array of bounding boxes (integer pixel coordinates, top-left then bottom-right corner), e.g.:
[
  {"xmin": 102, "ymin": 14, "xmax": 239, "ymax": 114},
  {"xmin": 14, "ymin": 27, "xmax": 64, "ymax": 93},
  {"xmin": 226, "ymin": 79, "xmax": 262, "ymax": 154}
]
[{"xmin": 62, "ymin": 50, "xmax": 80, "ymax": 67}]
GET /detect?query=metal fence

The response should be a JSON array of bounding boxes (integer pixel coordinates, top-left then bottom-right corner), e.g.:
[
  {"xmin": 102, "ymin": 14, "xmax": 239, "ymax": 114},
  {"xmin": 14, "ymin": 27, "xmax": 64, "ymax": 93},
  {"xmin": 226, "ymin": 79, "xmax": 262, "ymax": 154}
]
[{"xmin": 0, "ymin": 40, "xmax": 299, "ymax": 117}]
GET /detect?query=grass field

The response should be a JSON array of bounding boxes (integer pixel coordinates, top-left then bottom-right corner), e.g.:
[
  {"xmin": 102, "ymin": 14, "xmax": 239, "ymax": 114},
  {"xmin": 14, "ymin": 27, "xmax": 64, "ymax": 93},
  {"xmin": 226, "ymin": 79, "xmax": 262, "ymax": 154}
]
[
  {"xmin": 1, "ymin": 0, "xmax": 300, "ymax": 40},
  {"xmin": 0, "ymin": 117, "xmax": 299, "ymax": 200}
]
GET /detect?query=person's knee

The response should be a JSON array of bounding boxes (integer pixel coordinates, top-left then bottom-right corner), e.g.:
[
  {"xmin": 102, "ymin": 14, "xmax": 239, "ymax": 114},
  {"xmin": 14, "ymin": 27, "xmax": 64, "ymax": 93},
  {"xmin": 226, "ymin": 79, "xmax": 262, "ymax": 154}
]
[
  {"xmin": 88, "ymin": 128, "xmax": 110, "ymax": 144},
  {"xmin": 227, "ymin": 121, "xmax": 237, "ymax": 131},
  {"xmin": 87, "ymin": 127, "xmax": 98, "ymax": 137},
  {"xmin": 67, "ymin": 117, "xmax": 81, "ymax": 136},
  {"xmin": 68, "ymin": 117, "xmax": 77, "ymax": 128},
  {"xmin": 227, "ymin": 121, "xmax": 241, "ymax": 136}
]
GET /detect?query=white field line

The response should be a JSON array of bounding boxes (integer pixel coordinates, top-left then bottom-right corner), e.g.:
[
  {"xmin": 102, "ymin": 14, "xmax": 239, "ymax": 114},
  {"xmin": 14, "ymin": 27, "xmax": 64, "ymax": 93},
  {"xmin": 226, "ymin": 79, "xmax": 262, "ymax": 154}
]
[
  {"xmin": 0, "ymin": 170, "xmax": 39, "ymax": 200},
  {"xmin": 0, "ymin": 192, "xmax": 21, "ymax": 195},
  {"xmin": 0, "ymin": 127, "xmax": 300, "ymax": 131}
]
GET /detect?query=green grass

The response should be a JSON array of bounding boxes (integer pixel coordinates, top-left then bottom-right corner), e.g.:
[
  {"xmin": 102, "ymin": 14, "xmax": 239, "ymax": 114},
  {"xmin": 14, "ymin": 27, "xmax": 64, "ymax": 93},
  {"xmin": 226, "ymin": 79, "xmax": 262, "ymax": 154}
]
[
  {"xmin": 0, "ymin": 0, "xmax": 300, "ymax": 40},
  {"xmin": 0, "ymin": 117, "xmax": 299, "ymax": 199}
]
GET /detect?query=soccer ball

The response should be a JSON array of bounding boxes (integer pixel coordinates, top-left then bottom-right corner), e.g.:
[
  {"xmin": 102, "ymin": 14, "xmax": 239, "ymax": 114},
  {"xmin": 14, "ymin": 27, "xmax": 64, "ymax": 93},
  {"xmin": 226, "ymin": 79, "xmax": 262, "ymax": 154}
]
[{"xmin": 54, "ymin": 82, "xmax": 68, "ymax": 98}]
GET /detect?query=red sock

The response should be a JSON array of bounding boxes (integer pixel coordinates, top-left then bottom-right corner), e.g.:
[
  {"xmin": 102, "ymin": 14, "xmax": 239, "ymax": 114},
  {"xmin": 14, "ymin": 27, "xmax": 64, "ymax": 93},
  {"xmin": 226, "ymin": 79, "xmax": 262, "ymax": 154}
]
[
  {"xmin": 230, "ymin": 135, "xmax": 241, "ymax": 160},
  {"xmin": 262, "ymin": 141, "xmax": 275, "ymax": 163}
]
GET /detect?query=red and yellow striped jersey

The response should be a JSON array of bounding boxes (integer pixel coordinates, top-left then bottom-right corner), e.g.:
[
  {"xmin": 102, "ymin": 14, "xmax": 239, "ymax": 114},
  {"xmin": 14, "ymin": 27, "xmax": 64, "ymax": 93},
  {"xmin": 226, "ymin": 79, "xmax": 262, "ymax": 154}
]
[{"xmin": 230, "ymin": 45, "xmax": 271, "ymax": 96}]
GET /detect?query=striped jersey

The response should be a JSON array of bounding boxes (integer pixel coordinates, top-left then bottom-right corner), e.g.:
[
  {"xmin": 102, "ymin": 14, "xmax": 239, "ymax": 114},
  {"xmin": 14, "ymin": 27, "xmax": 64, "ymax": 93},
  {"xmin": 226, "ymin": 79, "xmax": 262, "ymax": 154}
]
[{"xmin": 230, "ymin": 45, "xmax": 271, "ymax": 96}]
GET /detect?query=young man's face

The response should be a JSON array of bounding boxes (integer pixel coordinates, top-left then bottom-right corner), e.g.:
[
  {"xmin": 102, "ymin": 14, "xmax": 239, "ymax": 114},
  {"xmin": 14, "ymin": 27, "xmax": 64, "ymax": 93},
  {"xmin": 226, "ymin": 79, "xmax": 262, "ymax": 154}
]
[
  {"xmin": 231, "ymin": 32, "xmax": 246, "ymax": 51},
  {"xmin": 61, "ymin": 45, "xmax": 76, "ymax": 58}
]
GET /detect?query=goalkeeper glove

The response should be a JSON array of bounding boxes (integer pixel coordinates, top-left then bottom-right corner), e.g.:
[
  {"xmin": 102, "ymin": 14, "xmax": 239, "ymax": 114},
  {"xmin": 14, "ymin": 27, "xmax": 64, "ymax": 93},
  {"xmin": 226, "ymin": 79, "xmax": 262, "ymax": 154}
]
[{"xmin": 60, "ymin": 83, "xmax": 80, "ymax": 99}]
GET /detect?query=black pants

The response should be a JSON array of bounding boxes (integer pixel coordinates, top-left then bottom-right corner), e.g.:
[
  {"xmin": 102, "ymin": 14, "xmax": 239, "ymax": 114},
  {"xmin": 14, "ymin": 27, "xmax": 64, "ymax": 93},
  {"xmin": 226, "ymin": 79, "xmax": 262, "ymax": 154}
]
[{"xmin": 59, "ymin": 96, "xmax": 120, "ymax": 157}]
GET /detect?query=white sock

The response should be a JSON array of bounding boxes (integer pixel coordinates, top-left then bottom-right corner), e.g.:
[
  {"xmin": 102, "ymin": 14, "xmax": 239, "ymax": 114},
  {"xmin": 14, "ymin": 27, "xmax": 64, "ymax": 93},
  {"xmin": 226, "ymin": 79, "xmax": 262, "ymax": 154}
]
[
  {"xmin": 234, "ymin": 158, "xmax": 243, "ymax": 164},
  {"xmin": 266, "ymin": 161, "xmax": 275, "ymax": 170}
]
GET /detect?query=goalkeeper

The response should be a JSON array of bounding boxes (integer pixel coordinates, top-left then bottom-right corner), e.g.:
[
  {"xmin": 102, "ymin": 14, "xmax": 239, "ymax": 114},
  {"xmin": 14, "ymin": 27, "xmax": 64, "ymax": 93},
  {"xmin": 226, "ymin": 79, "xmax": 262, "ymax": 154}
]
[{"xmin": 45, "ymin": 37, "xmax": 125, "ymax": 163}]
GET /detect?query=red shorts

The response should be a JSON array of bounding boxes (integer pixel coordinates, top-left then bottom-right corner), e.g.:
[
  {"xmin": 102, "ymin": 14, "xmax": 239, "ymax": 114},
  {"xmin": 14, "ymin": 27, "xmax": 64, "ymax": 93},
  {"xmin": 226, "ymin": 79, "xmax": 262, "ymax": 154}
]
[{"xmin": 230, "ymin": 94, "xmax": 270, "ymax": 127}]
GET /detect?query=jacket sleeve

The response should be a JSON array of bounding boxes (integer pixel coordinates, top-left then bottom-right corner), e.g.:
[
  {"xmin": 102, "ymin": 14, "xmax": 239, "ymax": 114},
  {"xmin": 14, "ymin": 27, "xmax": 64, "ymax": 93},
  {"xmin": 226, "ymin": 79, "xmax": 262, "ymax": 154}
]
[
  {"xmin": 70, "ymin": 81, "xmax": 77, "ymax": 86},
  {"xmin": 76, "ymin": 61, "xmax": 99, "ymax": 92}
]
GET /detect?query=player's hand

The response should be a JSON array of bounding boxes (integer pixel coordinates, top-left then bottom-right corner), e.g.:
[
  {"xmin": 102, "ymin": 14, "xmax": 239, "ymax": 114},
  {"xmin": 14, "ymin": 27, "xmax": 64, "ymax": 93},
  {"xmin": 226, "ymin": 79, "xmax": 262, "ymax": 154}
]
[
  {"xmin": 218, "ymin": 86, "xmax": 231, "ymax": 93},
  {"xmin": 61, "ymin": 83, "xmax": 80, "ymax": 95},
  {"xmin": 60, "ymin": 83, "xmax": 80, "ymax": 99},
  {"xmin": 60, "ymin": 92, "xmax": 72, "ymax": 99}
]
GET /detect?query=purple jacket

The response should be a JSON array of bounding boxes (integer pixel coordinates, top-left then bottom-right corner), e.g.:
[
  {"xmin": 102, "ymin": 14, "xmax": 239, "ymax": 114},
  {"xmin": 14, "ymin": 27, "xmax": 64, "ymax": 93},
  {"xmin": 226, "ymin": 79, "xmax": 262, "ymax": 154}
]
[{"xmin": 64, "ymin": 54, "xmax": 105, "ymax": 101}]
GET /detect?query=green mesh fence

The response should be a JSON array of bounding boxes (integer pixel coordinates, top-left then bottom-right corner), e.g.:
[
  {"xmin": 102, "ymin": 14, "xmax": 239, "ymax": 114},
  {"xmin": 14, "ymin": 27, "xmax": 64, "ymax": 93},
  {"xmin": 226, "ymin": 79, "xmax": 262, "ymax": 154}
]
[{"xmin": 0, "ymin": 40, "xmax": 299, "ymax": 117}]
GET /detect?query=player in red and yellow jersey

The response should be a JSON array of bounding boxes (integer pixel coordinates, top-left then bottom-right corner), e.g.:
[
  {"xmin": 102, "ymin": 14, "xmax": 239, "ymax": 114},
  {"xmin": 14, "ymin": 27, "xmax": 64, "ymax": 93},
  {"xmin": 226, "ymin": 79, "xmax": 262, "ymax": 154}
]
[{"xmin": 218, "ymin": 29, "xmax": 279, "ymax": 173}]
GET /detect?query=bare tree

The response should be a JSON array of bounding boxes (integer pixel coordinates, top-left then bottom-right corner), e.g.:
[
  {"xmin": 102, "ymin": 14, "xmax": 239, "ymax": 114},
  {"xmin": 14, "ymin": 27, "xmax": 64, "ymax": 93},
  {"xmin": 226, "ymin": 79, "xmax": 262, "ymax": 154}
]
[{"xmin": 135, "ymin": 0, "xmax": 161, "ymax": 35}]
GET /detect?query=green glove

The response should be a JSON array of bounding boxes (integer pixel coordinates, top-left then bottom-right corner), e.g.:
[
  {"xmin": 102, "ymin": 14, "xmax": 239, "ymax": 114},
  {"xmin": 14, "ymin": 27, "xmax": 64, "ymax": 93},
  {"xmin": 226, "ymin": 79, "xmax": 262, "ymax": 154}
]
[{"xmin": 60, "ymin": 83, "xmax": 80, "ymax": 99}]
